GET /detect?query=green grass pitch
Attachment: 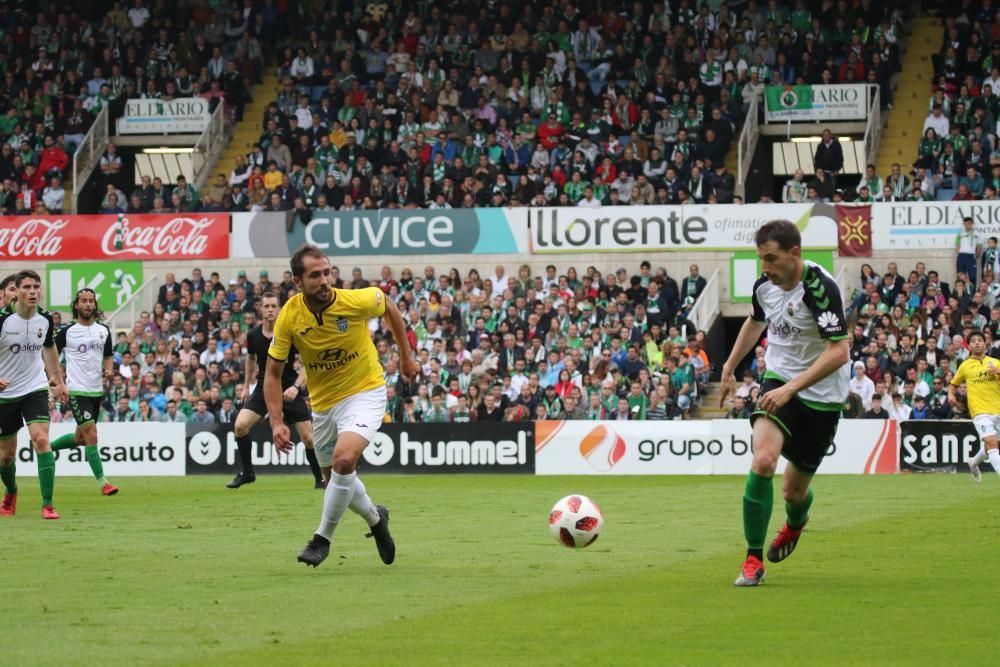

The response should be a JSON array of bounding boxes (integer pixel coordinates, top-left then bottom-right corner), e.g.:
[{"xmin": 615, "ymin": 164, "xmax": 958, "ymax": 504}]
[{"xmin": 5, "ymin": 474, "xmax": 996, "ymax": 665}]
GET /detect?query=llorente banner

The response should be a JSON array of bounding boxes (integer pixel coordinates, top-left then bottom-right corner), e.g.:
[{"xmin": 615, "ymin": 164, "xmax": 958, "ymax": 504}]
[{"xmin": 528, "ymin": 204, "xmax": 839, "ymax": 252}]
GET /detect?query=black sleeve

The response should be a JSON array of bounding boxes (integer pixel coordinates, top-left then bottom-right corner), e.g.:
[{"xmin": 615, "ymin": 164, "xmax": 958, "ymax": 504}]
[
  {"xmin": 102, "ymin": 324, "xmax": 114, "ymax": 358},
  {"xmin": 750, "ymin": 275, "xmax": 769, "ymax": 322},
  {"xmin": 54, "ymin": 323, "xmax": 68, "ymax": 352},
  {"xmin": 801, "ymin": 266, "xmax": 848, "ymax": 340},
  {"xmin": 42, "ymin": 311, "xmax": 56, "ymax": 348}
]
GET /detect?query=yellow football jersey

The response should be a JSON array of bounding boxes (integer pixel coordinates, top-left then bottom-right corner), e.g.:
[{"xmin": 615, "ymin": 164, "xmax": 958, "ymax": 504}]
[
  {"xmin": 951, "ymin": 356, "xmax": 1000, "ymax": 418},
  {"xmin": 269, "ymin": 287, "xmax": 386, "ymax": 412}
]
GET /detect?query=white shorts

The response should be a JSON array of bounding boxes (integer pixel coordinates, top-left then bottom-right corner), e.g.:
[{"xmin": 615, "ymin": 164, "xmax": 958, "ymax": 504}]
[
  {"xmin": 312, "ymin": 386, "xmax": 387, "ymax": 466},
  {"xmin": 973, "ymin": 414, "xmax": 1000, "ymax": 440}
]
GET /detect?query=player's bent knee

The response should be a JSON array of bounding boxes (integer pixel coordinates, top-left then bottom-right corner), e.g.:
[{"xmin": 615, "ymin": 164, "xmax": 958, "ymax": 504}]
[
  {"xmin": 331, "ymin": 453, "xmax": 358, "ymax": 475},
  {"xmin": 751, "ymin": 454, "xmax": 779, "ymax": 476}
]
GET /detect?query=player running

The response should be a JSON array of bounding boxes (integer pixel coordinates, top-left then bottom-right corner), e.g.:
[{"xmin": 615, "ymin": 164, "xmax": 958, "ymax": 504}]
[
  {"xmin": 0, "ymin": 270, "xmax": 69, "ymax": 519},
  {"xmin": 50, "ymin": 288, "xmax": 119, "ymax": 495},
  {"xmin": 265, "ymin": 244, "xmax": 418, "ymax": 568},
  {"xmin": 227, "ymin": 291, "xmax": 325, "ymax": 490},
  {"xmin": 720, "ymin": 220, "xmax": 850, "ymax": 587},
  {"xmin": 948, "ymin": 330, "xmax": 1000, "ymax": 481}
]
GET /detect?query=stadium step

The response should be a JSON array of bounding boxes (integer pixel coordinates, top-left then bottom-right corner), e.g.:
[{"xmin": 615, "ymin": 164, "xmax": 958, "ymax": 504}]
[
  {"xmin": 210, "ymin": 67, "xmax": 282, "ymax": 180},
  {"xmin": 874, "ymin": 15, "xmax": 941, "ymax": 179}
]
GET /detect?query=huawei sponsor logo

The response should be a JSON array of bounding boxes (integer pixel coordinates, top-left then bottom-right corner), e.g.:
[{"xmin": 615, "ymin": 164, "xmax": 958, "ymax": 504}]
[{"xmin": 100, "ymin": 216, "xmax": 217, "ymax": 257}]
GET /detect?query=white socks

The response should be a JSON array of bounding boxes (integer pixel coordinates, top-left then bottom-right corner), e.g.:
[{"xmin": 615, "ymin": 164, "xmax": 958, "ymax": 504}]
[
  {"xmin": 971, "ymin": 447, "xmax": 988, "ymax": 467},
  {"xmin": 988, "ymin": 449, "xmax": 1000, "ymax": 477},
  {"xmin": 317, "ymin": 471, "xmax": 357, "ymax": 540},
  {"xmin": 316, "ymin": 471, "xmax": 380, "ymax": 539},
  {"xmin": 350, "ymin": 476, "xmax": 381, "ymax": 527}
]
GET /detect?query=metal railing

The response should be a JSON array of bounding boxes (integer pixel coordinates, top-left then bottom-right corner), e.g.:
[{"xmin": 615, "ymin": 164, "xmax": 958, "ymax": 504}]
[
  {"xmin": 192, "ymin": 101, "xmax": 227, "ymax": 190},
  {"xmin": 737, "ymin": 93, "xmax": 760, "ymax": 191},
  {"xmin": 106, "ymin": 275, "xmax": 159, "ymax": 333},
  {"xmin": 689, "ymin": 268, "xmax": 721, "ymax": 333},
  {"xmin": 862, "ymin": 84, "xmax": 882, "ymax": 167},
  {"xmin": 71, "ymin": 105, "xmax": 109, "ymax": 213}
]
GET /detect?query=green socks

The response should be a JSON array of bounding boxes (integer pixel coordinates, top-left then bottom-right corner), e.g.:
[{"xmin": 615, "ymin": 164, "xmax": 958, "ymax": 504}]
[
  {"xmin": 50, "ymin": 433, "xmax": 79, "ymax": 451},
  {"xmin": 0, "ymin": 462, "xmax": 16, "ymax": 494},
  {"xmin": 743, "ymin": 471, "xmax": 774, "ymax": 551},
  {"xmin": 37, "ymin": 451, "xmax": 55, "ymax": 507},
  {"xmin": 786, "ymin": 487, "xmax": 814, "ymax": 530},
  {"xmin": 84, "ymin": 446, "xmax": 108, "ymax": 486}
]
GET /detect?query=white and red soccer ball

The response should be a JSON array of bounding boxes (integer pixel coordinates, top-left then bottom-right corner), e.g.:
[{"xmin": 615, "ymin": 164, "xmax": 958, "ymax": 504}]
[{"xmin": 549, "ymin": 494, "xmax": 604, "ymax": 548}]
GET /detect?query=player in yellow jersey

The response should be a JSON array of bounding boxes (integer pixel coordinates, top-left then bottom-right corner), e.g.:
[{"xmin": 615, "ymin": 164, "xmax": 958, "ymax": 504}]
[
  {"xmin": 948, "ymin": 330, "xmax": 1000, "ymax": 482},
  {"xmin": 265, "ymin": 244, "xmax": 418, "ymax": 567}
]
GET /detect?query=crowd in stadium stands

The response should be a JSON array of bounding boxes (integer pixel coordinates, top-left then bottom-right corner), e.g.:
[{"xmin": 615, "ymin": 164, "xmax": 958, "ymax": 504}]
[
  {"xmin": 44, "ymin": 261, "xmax": 718, "ymax": 424},
  {"xmin": 0, "ymin": 0, "xmax": 911, "ymax": 214},
  {"xmin": 43, "ymin": 225, "xmax": 997, "ymax": 424},
  {"xmin": 839, "ymin": 224, "xmax": 1000, "ymax": 420},
  {"xmin": 783, "ymin": 3, "xmax": 1000, "ymax": 206}
]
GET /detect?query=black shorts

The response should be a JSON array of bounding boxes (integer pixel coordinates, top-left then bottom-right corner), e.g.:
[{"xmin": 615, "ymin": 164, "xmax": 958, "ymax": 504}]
[
  {"xmin": 750, "ymin": 378, "xmax": 841, "ymax": 474},
  {"xmin": 242, "ymin": 386, "xmax": 311, "ymax": 424},
  {"xmin": 68, "ymin": 394, "xmax": 102, "ymax": 426},
  {"xmin": 0, "ymin": 390, "xmax": 50, "ymax": 438}
]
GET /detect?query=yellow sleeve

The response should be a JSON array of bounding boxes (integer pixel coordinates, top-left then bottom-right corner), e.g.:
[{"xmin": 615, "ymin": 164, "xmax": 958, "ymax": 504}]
[
  {"xmin": 352, "ymin": 287, "xmax": 387, "ymax": 319},
  {"xmin": 269, "ymin": 302, "xmax": 293, "ymax": 362},
  {"xmin": 951, "ymin": 361, "xmax": 966, "ymax": 387}
]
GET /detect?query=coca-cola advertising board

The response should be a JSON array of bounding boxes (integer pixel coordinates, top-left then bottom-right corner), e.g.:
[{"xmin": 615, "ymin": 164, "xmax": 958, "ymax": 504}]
[{"xmin": 0, "ymin": 214, "xmax": 229, "ymax": 261}]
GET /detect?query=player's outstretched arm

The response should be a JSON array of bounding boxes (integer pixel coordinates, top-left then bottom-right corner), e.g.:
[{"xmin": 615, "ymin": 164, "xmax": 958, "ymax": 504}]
[
  {"xmin": 264, "ymin": 356, "xmax": 292, "ymax": 452},
  {"xmin": 720, "ymin": 317, "xmax": 767, "ymax": 407},
  {"xmin": 382, "ymin": 299, "xmax": 419, "ymax": 381},
  {"xmin": 758, "ymin": 339, "xmax": 849, "ymax": 413}
]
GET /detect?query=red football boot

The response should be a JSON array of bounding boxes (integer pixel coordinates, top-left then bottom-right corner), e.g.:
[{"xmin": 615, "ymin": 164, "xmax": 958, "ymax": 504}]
[
  {"xmin": 0, "ymin": 492, "xmax": 16, "ymax": 516},
  {"xmin": 767, "ymin": 521, "xmax": 807, "ymax": 563},
  {"xmin": 41, "ymin": 505, "xmax": 60, "ymax": 520}
]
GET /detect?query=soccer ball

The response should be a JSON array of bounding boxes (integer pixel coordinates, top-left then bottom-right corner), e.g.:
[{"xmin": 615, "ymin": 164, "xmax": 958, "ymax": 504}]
[{"xmin": 549, "ymin": 494, "xmax": 604, "ymax": 548}]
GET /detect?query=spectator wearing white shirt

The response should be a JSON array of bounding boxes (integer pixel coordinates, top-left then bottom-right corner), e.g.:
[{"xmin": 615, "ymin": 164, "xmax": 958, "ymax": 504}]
[
  {"xmin": 849, "ymin": 361, "xmax": 876, "ymax": 410},
  {"xmin": 922, "ymin": 104, "xmax": 949, "ymax": 138},
  {"xmin": 985, "ymin": 69, "xmax": 1000, "ymax": 96},
  {"xmin": 782, "ymin": 169, "xmax": 807, "ymax": 202},
  {"xmin": 42, "ymin": 177, "xmax": 66, "ymax": 212},
  {"xmin": 287, "ymin": 47, "xmax": 313, "ymax": 80},
  {"xmin": 734, "ymin": 370, "xmax": 760, "ymax": 399},
  {"xmin": 199, "ymin": 338, "xmax": 224, "ymax": 367},
  {"xmin": 128, "ymin": 0, "xmax": 150, "ymax": 28},
  {"xmin": 577, "ymin": 185, "xmax": 601, "ymax": 207},
  {"xmin": 887, "ymin": 393, "xmax": 912, "ymax": 421}
]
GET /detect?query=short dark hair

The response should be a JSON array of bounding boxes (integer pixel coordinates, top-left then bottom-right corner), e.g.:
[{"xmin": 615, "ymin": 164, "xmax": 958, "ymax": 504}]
[
  {"xmin": 290, "ymin": 244, "xmax": 328, "ymax": 278},
  {"xmin": 754, "ymin": 220, "xmax": 801, "ymax": 251},
  {"xmin": 260, "ymin": 291, "xmax": 279, "ymax": 302},
  {"xmin": 968, "ymin": 330, "xmax": 986, "ymax": 344},
  {"xmin": 0, "ymin": 273, "xmax": 15, "ymax": 291},
  {"xmin": 14, "ymin": 270, "xmax": 40, "ymax": 287}
]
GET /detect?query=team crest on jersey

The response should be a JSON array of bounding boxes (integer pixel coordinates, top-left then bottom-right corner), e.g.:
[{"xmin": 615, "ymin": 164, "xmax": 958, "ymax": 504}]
[
  {"xmin": 786, "ymin": 303, "xmax": 794, "ymax": 316},
  {"xmin": 336, "ymin": 316, "xmax": 349, "ymax": 332},
  {"xmin": 36, "ymin": 328, "xmax": 43, "ymax": 339}
]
